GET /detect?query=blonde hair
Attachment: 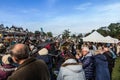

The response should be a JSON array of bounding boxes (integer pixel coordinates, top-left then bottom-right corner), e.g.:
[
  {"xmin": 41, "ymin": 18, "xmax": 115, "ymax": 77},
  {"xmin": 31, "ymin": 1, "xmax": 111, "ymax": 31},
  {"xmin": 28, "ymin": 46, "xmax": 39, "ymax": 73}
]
[{"xmin": 2, "ymin": 54, "xmax": 11, "ymax": 64}]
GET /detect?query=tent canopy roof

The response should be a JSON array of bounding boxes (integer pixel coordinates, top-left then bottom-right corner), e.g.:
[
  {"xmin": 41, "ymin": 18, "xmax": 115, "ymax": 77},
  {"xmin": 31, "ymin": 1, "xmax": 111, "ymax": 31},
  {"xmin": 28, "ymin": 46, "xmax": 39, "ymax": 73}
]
[{"xmin": 83, "ymin": 31, "xmax": 119, "ymax": 43}]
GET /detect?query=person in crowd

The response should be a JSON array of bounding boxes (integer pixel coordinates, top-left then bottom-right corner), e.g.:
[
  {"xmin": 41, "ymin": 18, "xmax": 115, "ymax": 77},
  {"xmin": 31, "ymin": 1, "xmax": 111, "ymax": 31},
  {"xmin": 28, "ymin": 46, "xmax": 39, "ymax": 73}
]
[
  {"xmin": 117, "ymin": 43, "xmax": 120, "ymax": 56},
  {"xmin": 97, "ymin": 43, "xmax": 102, "ymax": 49},
  {"xmin": 57, "ymin": 52, "xmax": 86, "ymax": 80},
  {"xmin": 109, "ymin": 45, "xmax": 117, "ymax": 69},
  {"xmin": 94, "ymin": 49, "xmax": 110, "ymax": 80},
  {"xmin": 110, "ymin": 44, "xmax": 117, "ymax": 55},
  {"xmin": 88, "ymin": 43, "xmax": 97, "ymax": 56},
  {"xmin": 0, "ymin": 56, "xmax": 2, "ymax": 64},
  {"xmin": 0, "ymin": 54, "xmax": 16, "ymax": 80},
  {"xmin": 81, "ymin": 47, "xmax": 95, "ymax": 80},
  {"xmin": 36, "ymin": 48, "xmax": 53, "ymax": 80},
  {"xmin": 103, "ymin": 46, "xmax": 114, "ymax": 80},
  {"xmin": 56, "ymin": 46, "xmax": 67, "ymax": 70},
  {"xmin": 70, "ymin": 41, "xmax": 76, "ymax": 56},
  {"xmin": 7, "ymin": 44, "xmax": 50, "ymax": 80},
  {"xmin": 0, "ymin": 43, "xmax": 6, "ymax": 54},
  {"xmin": 75, "ymin": 49, "xmax": 83, "ymax": 62}
]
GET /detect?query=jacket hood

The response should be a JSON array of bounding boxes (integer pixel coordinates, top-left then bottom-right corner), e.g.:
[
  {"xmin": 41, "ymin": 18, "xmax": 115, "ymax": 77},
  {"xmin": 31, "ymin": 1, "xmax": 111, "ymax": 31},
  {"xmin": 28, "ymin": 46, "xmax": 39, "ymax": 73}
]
[
  {"xmin": 95, "ymin": 54, "xmax": 107, "ymax": 61},
  {"xmin": 63, "ymin": 59, "xmax": 83, "ymax": 73}
]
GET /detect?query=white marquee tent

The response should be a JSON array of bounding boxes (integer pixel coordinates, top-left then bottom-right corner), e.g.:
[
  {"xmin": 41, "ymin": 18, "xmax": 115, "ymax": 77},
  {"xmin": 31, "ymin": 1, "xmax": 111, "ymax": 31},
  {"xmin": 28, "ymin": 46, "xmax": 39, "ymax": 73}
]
[
  {"xmin": 105, "ymin": 36, "xmax": 119, "ymax": 43},
  {"xmin": 83, "ymin": 31, "xmax": 119, "ymax": 43},
  {"xmin": 82, "ymin": 31, "xmax": 106, "ymax": 43}
]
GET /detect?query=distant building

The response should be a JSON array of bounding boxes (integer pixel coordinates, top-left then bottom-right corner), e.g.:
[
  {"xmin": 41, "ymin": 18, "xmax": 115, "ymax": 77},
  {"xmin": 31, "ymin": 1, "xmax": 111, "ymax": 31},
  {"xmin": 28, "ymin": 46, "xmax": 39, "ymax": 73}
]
[{"xmin": 0, "ymin": 24, "xmax": 29, "ymax": 37}]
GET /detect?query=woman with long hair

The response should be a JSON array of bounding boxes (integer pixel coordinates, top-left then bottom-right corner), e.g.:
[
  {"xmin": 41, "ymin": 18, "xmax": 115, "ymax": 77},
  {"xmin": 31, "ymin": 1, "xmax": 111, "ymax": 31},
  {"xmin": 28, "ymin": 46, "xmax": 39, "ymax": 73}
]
[{"xmin": 57, "ymin": 51, "xmax": 86, "ymax": 80}]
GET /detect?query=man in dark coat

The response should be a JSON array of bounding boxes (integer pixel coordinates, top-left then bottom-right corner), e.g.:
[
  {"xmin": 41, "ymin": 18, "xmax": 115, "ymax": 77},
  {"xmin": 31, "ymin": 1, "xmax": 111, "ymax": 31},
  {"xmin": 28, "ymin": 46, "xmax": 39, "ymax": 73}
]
[
  {"xmin": 36, "ymin": 48, "xmax": 53, "ymax": 80},
  {"xmin": 7, "ymin": 44, "xmax": 50, "ymax": 80},
  {"xmin": 103, "ymin": 47, "xmax": 114, "ymax": 80}
]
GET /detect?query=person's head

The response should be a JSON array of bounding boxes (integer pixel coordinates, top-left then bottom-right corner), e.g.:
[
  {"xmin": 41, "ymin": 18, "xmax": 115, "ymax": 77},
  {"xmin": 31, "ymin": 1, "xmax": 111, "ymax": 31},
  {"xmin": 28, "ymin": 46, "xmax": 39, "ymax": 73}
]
[
  {"xmin": 61, "ymin": 46, "xmax": 68, "ymax": 53},
  {"xmin": 76, "ymin": 49, "xmax": 82, "ymax": 59},
  {"xmin": 2, "ymin": 54, "xmax": 11, "ymax": 65},
  {"xmin": 103, "ymin": 46, "xmax": 109, "ymax": 52},
  {"xmin": 64, "ymin": 52, "xmax": 76, "ymax": 60},
  {"xmin": 94, "ymin": 49, "xmax": 103, "ymax": 55},
  {"xmin": 81, "ymin": 47, "xmax": 89, "ymax": 56},
  {"xmin": 9, "ymin": 44, "xmax": 30, "ymax": 64},
  {"xmin": 30, "ymin": 45, "xmax": 35, "ymax": 51},
  {"xmin": 0, "ymin": 43, "xmax": 4, "ymax": 49}
]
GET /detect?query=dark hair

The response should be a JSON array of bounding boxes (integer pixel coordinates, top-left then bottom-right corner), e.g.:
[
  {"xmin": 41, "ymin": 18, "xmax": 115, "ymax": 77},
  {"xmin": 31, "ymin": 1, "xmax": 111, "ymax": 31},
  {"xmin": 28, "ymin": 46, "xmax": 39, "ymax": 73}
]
[
  {"xmin": 10, "ymin": 44, "xmax": 30, "ymax": 60},
  {"xmin": 64, "ymin": 52, "xmax": 76, "ymax": 60},
  {"xmin": 62, "ymin": 53, "xmax": 81, "ymax": 67}
]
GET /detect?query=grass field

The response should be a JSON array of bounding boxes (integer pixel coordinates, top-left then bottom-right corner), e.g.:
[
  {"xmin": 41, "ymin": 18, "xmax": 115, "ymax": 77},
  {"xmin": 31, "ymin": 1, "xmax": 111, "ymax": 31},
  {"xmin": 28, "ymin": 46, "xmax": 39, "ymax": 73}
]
[{"xmin": 112, "ymin": 57, "xmax": 120, "ymax": 80}]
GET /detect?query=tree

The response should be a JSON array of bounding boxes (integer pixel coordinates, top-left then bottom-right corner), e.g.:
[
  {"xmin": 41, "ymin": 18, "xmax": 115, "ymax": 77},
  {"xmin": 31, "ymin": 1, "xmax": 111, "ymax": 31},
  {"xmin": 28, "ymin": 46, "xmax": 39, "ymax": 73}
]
[
  {"xmin": 71, "ymin": 34, "xmax": 76, "ymax": 39},
  {"xmin": 47, "ymin": 32, "xmax": 53, "ymax": 37},
  {"xmin": 97, "ymin": 28, "xmax": 109, "ymax": 37},
  {"xmin": 84, "ymin": 32, "xmax": 91, "ymax": 37},
  {"xmin": 91, "ymin": 29, "xmax": 96, "ymax": 33},
  {"xmin": 77, "ymin": 33, "xmax": 83, "ymax": 38},
  {"xmin": 94, "ymin": 22, "xmax": 120, "ymax": 39},
  {"xmin": 35, "ymin": 30, "xmax": 41, "ymax": 36},
  {"xmin": 40, "ymin": 32, "xmax": 46, "ymax": 36},
  {"xmin": 108, "ymin": 23, "xmax": 120, "ymax": 39},
  {"xmin": 62, "ymin": 29, "xmax": 71, "ymax": 39}
]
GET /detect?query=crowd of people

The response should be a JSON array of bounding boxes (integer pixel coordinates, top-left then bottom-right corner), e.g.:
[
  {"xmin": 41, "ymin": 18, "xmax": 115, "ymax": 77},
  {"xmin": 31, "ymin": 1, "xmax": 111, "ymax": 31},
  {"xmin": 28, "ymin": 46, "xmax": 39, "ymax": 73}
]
[{"xmin": 0, "ymin": 36, "xmax": 119, "ymax": 80}]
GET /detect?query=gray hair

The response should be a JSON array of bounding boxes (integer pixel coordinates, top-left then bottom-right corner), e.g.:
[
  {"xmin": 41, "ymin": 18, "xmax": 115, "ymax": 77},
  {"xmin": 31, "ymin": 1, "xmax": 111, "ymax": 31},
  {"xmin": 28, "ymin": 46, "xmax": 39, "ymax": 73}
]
[{"xmin": 82, "ymin": 47, "xmax": 89, "ymax": 52}]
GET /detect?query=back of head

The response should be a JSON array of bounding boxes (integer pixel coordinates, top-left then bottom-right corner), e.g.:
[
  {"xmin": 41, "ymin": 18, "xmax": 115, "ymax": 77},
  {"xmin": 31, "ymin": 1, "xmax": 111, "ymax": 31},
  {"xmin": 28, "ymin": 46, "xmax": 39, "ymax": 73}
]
[
  {"xmin": 64, "ymin": 52, "xmax": 76, "ymax": 60},
  {"xmin": 10, "ymin": 44, "xmax": 30, "ymax": 60}
]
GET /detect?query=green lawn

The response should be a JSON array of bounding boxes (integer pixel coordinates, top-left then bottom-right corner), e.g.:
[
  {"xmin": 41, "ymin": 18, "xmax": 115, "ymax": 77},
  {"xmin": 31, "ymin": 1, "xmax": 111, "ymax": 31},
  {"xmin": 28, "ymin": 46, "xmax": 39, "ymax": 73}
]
[{"xmin": 112, "ymin": 57, "xmax": 120, "ymax": 80}]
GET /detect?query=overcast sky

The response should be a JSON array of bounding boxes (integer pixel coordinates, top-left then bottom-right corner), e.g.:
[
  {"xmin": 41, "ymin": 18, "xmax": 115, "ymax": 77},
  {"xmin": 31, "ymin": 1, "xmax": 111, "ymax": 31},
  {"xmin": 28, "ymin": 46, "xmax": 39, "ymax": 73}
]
[{"xmin": 0, "ymin": 0, "xmax": 120, "ymax": 35}]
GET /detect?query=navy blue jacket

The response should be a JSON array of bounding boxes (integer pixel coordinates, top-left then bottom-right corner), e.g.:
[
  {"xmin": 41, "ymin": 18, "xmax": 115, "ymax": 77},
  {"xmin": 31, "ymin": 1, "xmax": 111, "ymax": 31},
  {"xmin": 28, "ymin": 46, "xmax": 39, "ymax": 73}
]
[
  {"xmin": 94, "ymin": 54, "xmax": 110, "ymax": 80},
  {"xmin": 36, "ymin": 55, "xmax": 52, "ymax": 70},
  {"xmin": 81, "ymin": 55, "xmax": 95, "ymax": 79}
]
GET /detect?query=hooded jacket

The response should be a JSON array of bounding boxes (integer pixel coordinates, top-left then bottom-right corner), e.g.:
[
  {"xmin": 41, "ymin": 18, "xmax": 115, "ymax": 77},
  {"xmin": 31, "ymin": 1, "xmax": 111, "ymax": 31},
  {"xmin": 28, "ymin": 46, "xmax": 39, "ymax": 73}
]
[{"xmin": 57, "ymin": 59, "xmax": 86, "ymax": 80}]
